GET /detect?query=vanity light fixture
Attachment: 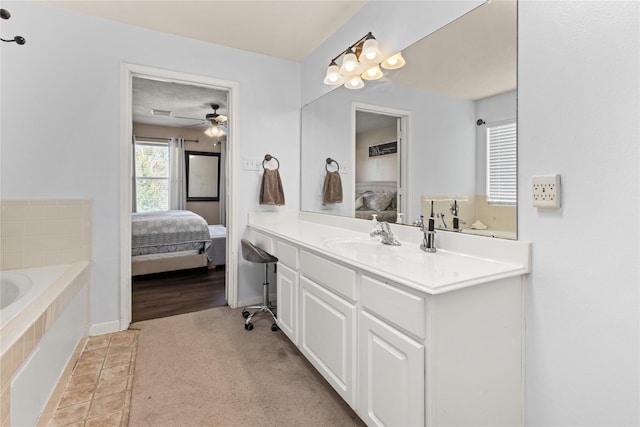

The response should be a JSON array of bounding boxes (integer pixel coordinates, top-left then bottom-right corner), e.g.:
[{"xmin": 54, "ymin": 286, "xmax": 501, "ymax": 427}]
[{"xmin": 323, "ymin": 32, "xmax": 405, "ymax": 90}]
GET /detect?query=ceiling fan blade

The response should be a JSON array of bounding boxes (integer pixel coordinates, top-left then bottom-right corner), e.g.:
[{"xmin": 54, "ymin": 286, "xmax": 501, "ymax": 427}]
[{"xmin": 173, "ymin": 115, "xmax": 203, "ymax": 121}]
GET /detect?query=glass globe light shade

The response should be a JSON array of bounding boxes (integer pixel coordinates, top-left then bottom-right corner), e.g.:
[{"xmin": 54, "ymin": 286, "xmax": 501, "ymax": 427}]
[
  {"xmin": 323, "ymin": 62, "xmax": 345, "ymax": 85},
  {"xmin": 339, "ymin": 50, "xmax": 362, "ymax": 76},
  {"xmin": 360, "ymin": 38, "xmax": 383, "ymax": 64},
  {"xmin": 344, "ymin": 76, "xmax": 365, "ymax": 90},
  {"xmin": 362, "ymin": 64, "xmax": 383, "ymax": 80},
  {"xmin": 381, "ymin": 52, "xmax": 406, "ymax": 70}
]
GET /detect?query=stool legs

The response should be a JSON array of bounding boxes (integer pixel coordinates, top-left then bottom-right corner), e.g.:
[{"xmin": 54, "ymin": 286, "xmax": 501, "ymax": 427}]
[{"xmin": 242, "ymin": 263, "xmax": 278, "ymax": 331}]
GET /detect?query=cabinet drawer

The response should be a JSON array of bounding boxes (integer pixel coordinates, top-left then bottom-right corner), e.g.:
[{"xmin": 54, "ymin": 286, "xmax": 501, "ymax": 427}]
[
  {"xmin": 276, "ymin": 241, "xmax": 298, "ymax": 269},
  {"xmin": 361, "ymin": 275, "xmax": 426, "ymax": 339},
  {"xmin": 300, "ymin": 251, "xmax": 356, "ymax": 301}
]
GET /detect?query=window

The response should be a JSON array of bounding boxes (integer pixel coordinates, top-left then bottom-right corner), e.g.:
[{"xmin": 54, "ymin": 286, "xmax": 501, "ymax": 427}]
[
  {"xmin": 134, "ymin": 141, "xmax": 169, "ymax": 212},
  {"xmin": 486, "ymin": 122, "xmax": 517, "ymax": 205}
]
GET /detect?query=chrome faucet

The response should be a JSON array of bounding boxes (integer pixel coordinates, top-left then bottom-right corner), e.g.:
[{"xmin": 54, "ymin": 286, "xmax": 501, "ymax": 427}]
[
  {"xmin": 370, "ymin": 221, "xmax": 401, "ymax": 246},
  {"xmin": 420, "ymin": 203, "xmax": 437, "ymax": 253}
]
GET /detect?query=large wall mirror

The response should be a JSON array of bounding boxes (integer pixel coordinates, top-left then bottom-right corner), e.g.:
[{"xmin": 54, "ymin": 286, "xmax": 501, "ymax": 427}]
[{"xmin": 301, "ymin": 0, "xmax": 518, "ymax": 239}]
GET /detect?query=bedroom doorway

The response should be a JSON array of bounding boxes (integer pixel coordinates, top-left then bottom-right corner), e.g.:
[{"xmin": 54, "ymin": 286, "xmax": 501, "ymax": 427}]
[
  {"xmin": 120, "ymin": 64, "xmax": 240, "ymax": 329},
  {"xmin": 353, "ymin": 104, "xmax": 411, "ymax": 223}
]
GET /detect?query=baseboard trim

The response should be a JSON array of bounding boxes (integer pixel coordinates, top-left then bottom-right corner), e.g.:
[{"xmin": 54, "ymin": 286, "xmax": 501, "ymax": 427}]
[{"xmin": 89, "ymin": 320, "xmax": 121, "ymax": 336}]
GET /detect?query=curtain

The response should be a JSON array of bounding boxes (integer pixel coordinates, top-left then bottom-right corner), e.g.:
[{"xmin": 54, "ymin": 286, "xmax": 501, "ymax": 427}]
[
  {"xmin": 218, "ymin": 140, "xmax": 226, "ymax": 226},
  {"xmin": 132, "ymin": 134, "xmax": 137, "ymax": 212},
  {"xmin": 169, "ymin": 137, "xmax": 186, "ymax": 210}
]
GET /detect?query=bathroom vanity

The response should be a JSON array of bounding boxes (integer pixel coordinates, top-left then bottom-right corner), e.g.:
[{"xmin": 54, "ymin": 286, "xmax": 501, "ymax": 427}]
[{"xmin": 248, "ymin": 211, "xmax": 530, "ymax": 426}]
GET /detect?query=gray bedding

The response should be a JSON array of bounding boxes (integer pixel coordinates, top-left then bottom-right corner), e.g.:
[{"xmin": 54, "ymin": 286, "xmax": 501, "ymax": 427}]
[
  {"xmin": 131, "ymin": 210, "xmax": 211, "ymax": 258},
  {"xmin": 207, "ymin": 225, "xmax": 226, "ymax": 266}
]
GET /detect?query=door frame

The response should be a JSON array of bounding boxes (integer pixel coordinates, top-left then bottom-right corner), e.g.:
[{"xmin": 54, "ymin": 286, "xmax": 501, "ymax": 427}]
[
  {"xmin": 119, "ymin": 63, "xmax": 240, "ymax": 329},
  {"xmin": 351, "ymin": 102, "xmax": 412, "ymax": 222}
]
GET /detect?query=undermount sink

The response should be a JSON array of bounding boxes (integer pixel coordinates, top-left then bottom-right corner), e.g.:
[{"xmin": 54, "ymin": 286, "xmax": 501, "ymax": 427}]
[
  {"xmin": 324, "ymin": 237, "xmax": 400, "ymax": 254},
  {"xmin": 323, "ymin": 237, "xmax": 430, "ymax": 263}
]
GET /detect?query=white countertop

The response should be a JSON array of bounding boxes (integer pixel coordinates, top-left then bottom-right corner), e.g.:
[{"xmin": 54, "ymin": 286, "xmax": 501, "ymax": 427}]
[{"xmin": 248, "ymin": 212, "xmax": 530, "ymax": 295}]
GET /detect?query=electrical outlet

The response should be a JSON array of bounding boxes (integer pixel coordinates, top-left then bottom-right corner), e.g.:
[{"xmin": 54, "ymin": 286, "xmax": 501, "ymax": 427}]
[{"xmin": 532, "ymin": 174, "xmax": 561, "ymax": 209}]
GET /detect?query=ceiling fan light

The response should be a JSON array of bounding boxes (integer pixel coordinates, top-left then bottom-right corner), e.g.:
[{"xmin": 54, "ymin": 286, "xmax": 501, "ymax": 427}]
[
  {"xmin": 381, "ymin": 52, "xmax": 406, "ymax": 70},
  {"xmin": 205, "ymin": 124, "xmax": 223, "ymax": 138},
  {"xmin": 360, "ymin": 37, "xmax": 382, "ymax": 64},
  {"xmin": 344, "ymin": 76, "xmax": 365, "ymax": 90},
  {"xmin": 361, "ymin": 64, "xmax": 383, "ymax": 80},
  {"xmin": 340, "ymin": 50, "xmax": 362, "ymax": 76},
  {"xmin": 323, "ymin": 62, "xmax": 345, "ymax": 85}
]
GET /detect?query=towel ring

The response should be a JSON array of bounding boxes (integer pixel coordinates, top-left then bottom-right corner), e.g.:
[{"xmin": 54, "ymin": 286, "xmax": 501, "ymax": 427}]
[
  {"xmin": 325, "ymin": 157, "xmax": 340, "ymax": 172},
  {"xmin": 263, "ymin": 154, "xmax": 280, "ymax": 170}
]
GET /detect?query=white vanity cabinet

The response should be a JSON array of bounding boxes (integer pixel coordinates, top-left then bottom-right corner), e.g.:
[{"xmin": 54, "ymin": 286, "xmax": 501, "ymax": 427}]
[
  {"xmin": 276, "ymin": 262, "xmax": 298, "ymax": 344},
  {"xmin": 275, "ymin": 240, "xmax": 300, "ymax": 344},
  {"xmin": 298, "ymin": 250, "xmax": 358, "ymax": 407},
  {"xmin": 358, "ymin": 275, "xmax": 426, "ymax": 427},
  {"xmin": 250, "ymin": 213, "xmax": 529, "ymax": 427}
]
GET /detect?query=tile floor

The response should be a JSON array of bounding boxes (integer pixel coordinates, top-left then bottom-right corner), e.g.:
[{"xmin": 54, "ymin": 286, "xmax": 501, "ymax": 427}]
[{"xmin": 37, "ymin": 330, "xmax": 139, "ymax": 427}]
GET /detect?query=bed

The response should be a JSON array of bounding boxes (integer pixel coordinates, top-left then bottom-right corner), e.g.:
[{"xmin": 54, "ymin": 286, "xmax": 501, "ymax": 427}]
[
  {"xmin": 131, "ymin": 210, "xmax": 226, "ymax": 276},
  {"xmin": 355, "ymin": 181, "xmax": 398, "ymax": 222}
]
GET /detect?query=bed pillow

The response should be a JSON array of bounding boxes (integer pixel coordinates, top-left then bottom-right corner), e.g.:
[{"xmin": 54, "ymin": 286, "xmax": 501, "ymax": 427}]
[
  {"xmin": 363, "ymin": 191, "xmax": 395, "ymax": 212},
  {"xmin": 387, "ymin": 193, "xmax": 397, "ymax": 211},
  {"xmin": 355, "ymin": 194, "xmax": 364, "ymax": 210}
]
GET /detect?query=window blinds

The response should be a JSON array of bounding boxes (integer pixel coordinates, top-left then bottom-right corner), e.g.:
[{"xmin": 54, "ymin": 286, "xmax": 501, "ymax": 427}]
[{"xmin": 486, "ymin": 122, "xmax": 517, "ymax": 205}]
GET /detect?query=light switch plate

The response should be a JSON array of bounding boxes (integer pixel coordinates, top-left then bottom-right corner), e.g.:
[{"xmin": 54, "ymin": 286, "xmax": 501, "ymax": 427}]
[
  {"xmin": 532, "ymin": 174, "xmax": 561, "ymax": 209},
  {"xmin": 243, "ymin": 158, "xmax": 261, "ymax": 171}
]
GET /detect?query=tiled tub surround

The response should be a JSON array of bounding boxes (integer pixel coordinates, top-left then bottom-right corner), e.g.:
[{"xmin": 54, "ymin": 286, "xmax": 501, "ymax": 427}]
[
  {"xmin": 1, "ymin": 199, "xmax": 93, "ymax": 426},
  {"xmin": 0, "ymin": 199, "xmax": 92, "ymax": 270},
  {"xmin": 421, "ymin": 194, "xmax": 517, "ymax": 239}
]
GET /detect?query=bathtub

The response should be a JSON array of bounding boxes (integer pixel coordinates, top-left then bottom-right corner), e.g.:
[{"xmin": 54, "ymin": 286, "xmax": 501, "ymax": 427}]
[
  {"xmin": 1, "ymin": 265, "xmax": 67, "ymax": 327},
  {"xmin": 0, "ymin": 262, "xmax": 90, "ymax": 426}
]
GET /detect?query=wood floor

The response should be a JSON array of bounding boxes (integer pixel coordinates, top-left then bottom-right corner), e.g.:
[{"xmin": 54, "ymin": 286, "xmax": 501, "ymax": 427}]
[{"xmin": 132, "ymin": 266, "xmax": 227, "ymax": 323}]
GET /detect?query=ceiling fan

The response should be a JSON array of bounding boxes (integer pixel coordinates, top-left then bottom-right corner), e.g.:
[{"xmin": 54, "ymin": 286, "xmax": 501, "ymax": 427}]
[{"xmin": 173, "ymin": 104, "xmax": 227, "ymax": 126}]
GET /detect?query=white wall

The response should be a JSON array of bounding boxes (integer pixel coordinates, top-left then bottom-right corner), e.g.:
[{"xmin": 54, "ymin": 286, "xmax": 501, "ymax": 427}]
[
  {"xmin": 356, "ymin": 125, "xmax": 397, "ymax": 183},
  {"xmin": 519, "ymin": 1, "xmax": 639, "ymax": 425},
  {"xmin": 0, "ymin": 0, "xmax": 301, "ymax": 325}
]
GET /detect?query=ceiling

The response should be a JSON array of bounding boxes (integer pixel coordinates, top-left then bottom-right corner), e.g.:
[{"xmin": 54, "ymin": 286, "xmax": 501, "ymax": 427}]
[
  {"xmin": 132, "ymin": 77, "xmax": 229, "ymax": 128},
  {"xmin": 39, "ymin": 0, "xmax": 367, "ymax": 62},
  {"xmin": 41, "ymin": 0, "xmax": 516, "ymax": 129}
]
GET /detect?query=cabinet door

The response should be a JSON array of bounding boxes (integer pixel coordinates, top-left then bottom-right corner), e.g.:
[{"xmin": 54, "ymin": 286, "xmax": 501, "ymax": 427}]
[
  {"xmin": 299, "ymin": 276, "xmax": 356, "ymax": 407},
  {"xmin": 359, "ymin": 311, "xmax": 425, "ymax": 427},
  {"xmin": 276, "ymin": 262, "xmax": 298, "ymax": 345}
]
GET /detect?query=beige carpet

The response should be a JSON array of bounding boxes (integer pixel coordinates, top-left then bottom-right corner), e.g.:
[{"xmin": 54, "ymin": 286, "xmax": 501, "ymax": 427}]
[{"xmin": 129, "ymin": 306, "xmax": 364, "ymax": 426}]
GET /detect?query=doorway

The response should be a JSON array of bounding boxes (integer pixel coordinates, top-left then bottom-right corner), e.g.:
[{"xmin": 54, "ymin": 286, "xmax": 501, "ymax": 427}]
[
  {"xmin": 120, "ymin": 64, "xmax": 240, "ymax": 329},
  {"xmin": 353, "ymin": 104, "xmax": 411, "ymax": 223}
]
